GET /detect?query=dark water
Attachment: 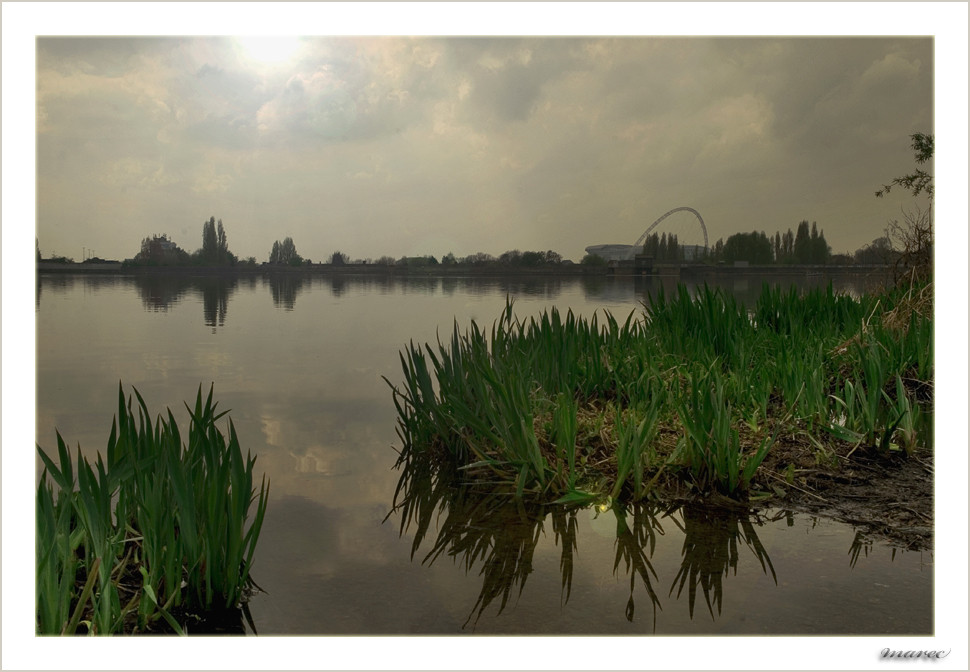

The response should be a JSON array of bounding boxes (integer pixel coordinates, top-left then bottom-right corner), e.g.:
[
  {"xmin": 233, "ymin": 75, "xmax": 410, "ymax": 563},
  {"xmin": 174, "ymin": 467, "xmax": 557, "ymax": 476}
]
[{"xmin": 34, "ymin": 272, "xmax": 931, "ymax": 637}]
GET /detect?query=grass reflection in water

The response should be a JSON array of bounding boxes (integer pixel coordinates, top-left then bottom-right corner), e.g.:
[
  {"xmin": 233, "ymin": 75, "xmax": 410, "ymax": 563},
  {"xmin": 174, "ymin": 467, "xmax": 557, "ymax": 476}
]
[
  {"xmin": 668, "ymin": 504, "xmax": 777, "ymax": 621},
  {"xmin": 388, "ymin": 460, "xmax": 779, "ymax": 630}
]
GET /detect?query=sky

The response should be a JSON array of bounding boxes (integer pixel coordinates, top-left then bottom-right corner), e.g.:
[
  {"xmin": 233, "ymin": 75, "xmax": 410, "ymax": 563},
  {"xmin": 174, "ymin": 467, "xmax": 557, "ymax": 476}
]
[{"xmin": 32, "ymin": 31, "xmax": 938, "ymax": 264}]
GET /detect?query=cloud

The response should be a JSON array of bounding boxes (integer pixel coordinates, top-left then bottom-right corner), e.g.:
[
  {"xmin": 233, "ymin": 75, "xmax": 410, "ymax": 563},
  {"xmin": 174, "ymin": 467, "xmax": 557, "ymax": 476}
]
[
  {"xmin": 34, "ymin": 36, "xmax": 934, "ymax": 262},
  {"xmin": 257, "ymin": 69, "xmax": 358, "ymax": 142}
]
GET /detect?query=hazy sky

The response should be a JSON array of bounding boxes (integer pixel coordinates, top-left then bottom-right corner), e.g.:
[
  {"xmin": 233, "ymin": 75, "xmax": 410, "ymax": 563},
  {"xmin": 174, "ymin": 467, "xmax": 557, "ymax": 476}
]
[{"xmin": 35, "ymin": 34, "xmax": 935, "ymax": 263}]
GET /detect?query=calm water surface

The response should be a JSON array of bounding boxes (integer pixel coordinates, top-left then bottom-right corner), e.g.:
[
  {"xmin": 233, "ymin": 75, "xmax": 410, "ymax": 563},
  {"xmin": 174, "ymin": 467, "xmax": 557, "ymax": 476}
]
[{"xmin": 35, "ymin": 272, "xmax": 930, "ymax": 635}]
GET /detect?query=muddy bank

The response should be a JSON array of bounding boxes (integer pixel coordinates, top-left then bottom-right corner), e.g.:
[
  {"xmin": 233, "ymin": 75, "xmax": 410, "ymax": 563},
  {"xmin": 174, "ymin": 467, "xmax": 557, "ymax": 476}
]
[{"xmin": 753, "ymin": 440, "xmax": 934, "ymax": 551}]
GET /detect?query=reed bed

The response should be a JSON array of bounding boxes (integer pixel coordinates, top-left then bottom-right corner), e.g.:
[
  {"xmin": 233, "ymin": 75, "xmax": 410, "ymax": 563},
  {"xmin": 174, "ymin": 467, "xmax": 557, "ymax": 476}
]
[
  {"xmin": 386, "ymin": 281, "xmax": 933, "ymax": 505},
  {"xmin": 36, "ymin": 384, "xmax": 269, "ymax": 635}
]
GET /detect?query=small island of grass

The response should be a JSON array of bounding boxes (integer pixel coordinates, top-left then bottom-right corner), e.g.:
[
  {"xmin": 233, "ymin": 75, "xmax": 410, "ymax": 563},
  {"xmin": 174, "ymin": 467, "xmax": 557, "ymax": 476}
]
[{"xmin": 385, "ymin": 280, "xmax": 933, "ymax": 549}]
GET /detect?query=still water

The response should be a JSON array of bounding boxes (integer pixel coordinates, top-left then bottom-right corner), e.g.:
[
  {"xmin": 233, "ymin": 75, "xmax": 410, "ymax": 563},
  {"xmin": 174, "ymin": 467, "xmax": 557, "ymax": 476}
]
[{"xmin": 35, "ymin": 272, "xmax": 931, "ymax": 635}]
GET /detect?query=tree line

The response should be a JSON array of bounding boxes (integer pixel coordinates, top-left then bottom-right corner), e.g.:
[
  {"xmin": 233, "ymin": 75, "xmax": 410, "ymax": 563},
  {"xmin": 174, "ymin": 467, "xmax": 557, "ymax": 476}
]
[
  {"xmin": 578, "ymin": 221, "xmax": 837, "ymax": 267},
  {"xmin": 125, "ymin": 224, "xmax": 577, "ymax": 270},
  {"xmin": 131, "ymin": 217, "xmax": 241, "ymax": 267},
  {"xmin": 706, "ymin": 220, "xmax": 832, "ymax": 265},
  {"xmin": 61, "ymin": 214, "xmax": 891, "ymax": 271},
  {"xmin": 122, "ymin": 217, "xmax": 885, "ymax": 270}
]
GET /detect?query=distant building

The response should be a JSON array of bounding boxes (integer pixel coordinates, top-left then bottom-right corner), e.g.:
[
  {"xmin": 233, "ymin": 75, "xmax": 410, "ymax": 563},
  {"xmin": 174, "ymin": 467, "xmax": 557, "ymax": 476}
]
[{"xmin": 585, "ymin": 244, "xmax": 638, "ymax": 261}]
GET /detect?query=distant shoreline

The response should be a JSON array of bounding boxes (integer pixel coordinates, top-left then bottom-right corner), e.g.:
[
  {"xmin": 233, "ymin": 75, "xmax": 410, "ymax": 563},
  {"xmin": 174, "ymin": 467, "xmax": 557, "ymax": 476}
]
[{"xmin": 36, "ymin": 261, "xmax": 892, "ymax": 278}]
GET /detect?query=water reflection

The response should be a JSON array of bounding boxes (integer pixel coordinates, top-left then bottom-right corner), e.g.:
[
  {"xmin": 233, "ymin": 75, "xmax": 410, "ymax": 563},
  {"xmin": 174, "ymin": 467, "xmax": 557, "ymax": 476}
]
[
  {"xmin": 37, "ymin": 272, "xmax": 129, "ymax": 301},
  {"xmin": 329, "ymin": 275, "xmax": 348, "ymax": 297},
  {"xmin": 35, "ymin": 271, "xmax": 929, "ymax": 634},
  {"xmin": 130, "ymin": 275, "xmax": 240, "ymax": 331},
  {"xmin": 668, "ymin": 504, "xmax": 777, "ymax": 620},
  {"xmin": 266, "ymin": 274, "xmax": 305, "ymax": 310},
  {"xmin": 609, "ymin": 502, "xmax": 664, "ymax": 626},
  {"xmin": 200, "ymin": 277, "xmax": 234, "ymax": 329},
  {"xmin": 41, "ymin": 272, "xmax": 890, "ymax": 328},
  {"xmin": 390, "ymin": 459, "xmax": 783, "ymax": 629},
  {"xmin": 135, "ymin": 273, "xmax": 195, "ymax": 311}
]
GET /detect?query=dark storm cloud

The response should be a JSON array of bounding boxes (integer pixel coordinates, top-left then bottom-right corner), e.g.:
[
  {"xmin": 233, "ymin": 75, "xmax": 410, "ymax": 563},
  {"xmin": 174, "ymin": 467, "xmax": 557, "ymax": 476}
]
[{"xmin": 696, "ymin": 38, "xmax": 932, "ymax": 154}]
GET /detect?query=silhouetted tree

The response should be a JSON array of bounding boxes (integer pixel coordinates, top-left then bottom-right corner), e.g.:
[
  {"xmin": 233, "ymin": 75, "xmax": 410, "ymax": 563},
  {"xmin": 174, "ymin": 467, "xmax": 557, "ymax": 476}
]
[
  {"xmin": 544, "ymin": 250, "xmax": 563, "ymax": 265},
  {"xmin": 723, "ymin": 231, "xmax": 773, "ymax": 264},
  {"xmin": 781, "ymin": 229, "xmax": 794, "ymax": 262},
  {"xmin": 811, "ymin": 224, "xmax": 830, "ymax": 264},
  {"xmin": 667, "ymin": 233, "xmax": 680, "ymax": 261},
  {"xmin": 793, "ymin": 221, "xmax": 812, "ymax": 264},
  {"xmin": 520, "ymin": 251, "xmax": 544, "ymax": 266},
  {"xmin": 464, "ymin": 252, "xmax": 496, "ymax": 266},
  {"xmin": 711, "ymin": 238, "xmax": 725, "ymax": 262},
  {"xmin": 876, "ymin": 132, "xmax": 934, "ymax": 200},
  {"xmin": 217, "ymin": 220, "xmax": 228, "ymax": 258},
  {"xmin": 854, "ymin": 236, "xmax": 894, "ymax": 265},
  {"xmin": 135, "ymin": 234, "xmax": 189, "ymax": 266},
  {"xmin": 876, "ymin": 133, "xmax": 934, "ymax": 283},
  {"xmin": 269, "ymin": 237, "xmax": 302, "ymax": 265},
  {"xmin": 202, "ymin": 217, "xmax": 218, "ymax": 261},
  {"xmin": 200, "ymin": 216, "xmax": 235, "ymax": 265},
  {"xmin": 498, "ymin": 249, "xmax": 522, "ymax": 265}
]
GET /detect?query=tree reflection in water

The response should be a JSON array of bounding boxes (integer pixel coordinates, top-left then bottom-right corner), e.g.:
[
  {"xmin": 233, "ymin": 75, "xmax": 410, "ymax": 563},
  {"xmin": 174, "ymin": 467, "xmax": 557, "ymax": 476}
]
[
  {"xmin": 267, "ymin": 274, "xmax": 305, "ymax": 310},
  {"xmin": 199, "ymin": 277, "xmax": 234, "ymax": 329},
  {"xmin": 134, "ymin": 274, "xmax": 194, "ymax": 311},
  {"xmin": 132, "ymin": 275, "xmax": 238, "ymax": 331},
  {"xmin": 388, "ymin": 454, "xmax": 779, "ymax": 630}
]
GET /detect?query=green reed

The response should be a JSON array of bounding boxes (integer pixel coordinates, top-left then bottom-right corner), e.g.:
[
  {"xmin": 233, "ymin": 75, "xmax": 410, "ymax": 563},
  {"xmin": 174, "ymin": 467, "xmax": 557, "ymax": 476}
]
[
  {"xmin": 645, "ymin": 284, "xmax": 752, "ymax": 369},
  {"xmin": 36, "ymin": 384, "xmax": 269, "ymax": 635},
  {"xmin": 674, "ymin": 368, "xmax": 775, "ymax": 496},
  {"xmin": 387, "ymin": 281, "xmax": 932, "ymax": 504},
  {"xmin": 612, "ymin": 398, "xmax": 661, "ymax": 499},
  {"xmin": 549, "ymin": 393, "xmax": 579, "ymax": 490}
]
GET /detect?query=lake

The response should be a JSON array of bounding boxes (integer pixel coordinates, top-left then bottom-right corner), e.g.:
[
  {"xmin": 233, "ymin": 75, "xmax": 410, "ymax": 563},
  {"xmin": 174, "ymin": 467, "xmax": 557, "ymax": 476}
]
[{"xmin": 34, "ymin": 272, "xmax": 931, "ymax": 637}]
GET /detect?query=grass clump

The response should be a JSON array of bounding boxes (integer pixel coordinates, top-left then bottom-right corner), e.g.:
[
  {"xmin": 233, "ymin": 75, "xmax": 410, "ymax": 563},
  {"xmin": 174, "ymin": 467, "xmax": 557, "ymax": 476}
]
[
  {"xmin": 36, "ymin": 384, "xmax": 269, "ymax": 635},
  {"xmin": 385, "ymin": 281, "xmax": 933, "ymax": 507}
]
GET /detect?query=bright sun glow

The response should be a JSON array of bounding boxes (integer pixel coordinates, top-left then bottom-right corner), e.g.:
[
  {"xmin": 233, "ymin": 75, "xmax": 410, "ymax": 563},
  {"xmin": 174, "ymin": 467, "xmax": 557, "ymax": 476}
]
[{"xmin": 237, "ymin": 36, "xmax": 302, "ymax": 64}]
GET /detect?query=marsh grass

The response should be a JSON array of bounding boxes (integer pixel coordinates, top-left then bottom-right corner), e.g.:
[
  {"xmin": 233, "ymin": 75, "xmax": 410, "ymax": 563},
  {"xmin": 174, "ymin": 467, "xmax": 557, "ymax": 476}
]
[
  {"xmin": 36, "ymin": 384, "xmax": 269, "ymax": 635},
  {"xmin": 386, "ymin": 281, "xmax": 933, "ymax": 506},
  {"xmin": 674, "ymin": 368, "xmax": 775, "ymax": 496}
]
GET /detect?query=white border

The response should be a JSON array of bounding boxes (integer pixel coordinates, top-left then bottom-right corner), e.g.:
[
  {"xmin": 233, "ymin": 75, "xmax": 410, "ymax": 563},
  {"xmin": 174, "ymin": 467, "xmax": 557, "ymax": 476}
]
[{"xmin": 4, "ymin": 3, "xmax": 967, "ymax": 670}]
